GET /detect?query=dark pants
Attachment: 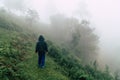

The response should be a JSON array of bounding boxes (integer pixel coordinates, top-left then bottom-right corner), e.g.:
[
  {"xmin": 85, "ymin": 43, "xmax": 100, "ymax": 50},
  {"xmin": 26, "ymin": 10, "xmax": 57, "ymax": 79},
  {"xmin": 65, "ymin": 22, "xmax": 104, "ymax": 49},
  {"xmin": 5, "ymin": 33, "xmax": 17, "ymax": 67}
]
[{"xmin": 38, "ymin": 52, "xmax": 45, "ymax": 67}]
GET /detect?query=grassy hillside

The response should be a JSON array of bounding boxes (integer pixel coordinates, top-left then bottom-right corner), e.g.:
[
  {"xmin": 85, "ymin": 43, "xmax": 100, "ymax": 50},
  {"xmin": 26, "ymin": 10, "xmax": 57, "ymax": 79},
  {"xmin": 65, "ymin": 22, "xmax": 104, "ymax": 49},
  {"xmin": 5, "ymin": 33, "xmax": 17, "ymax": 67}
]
[
  {"xmin": 0, "ymin": 12, "xmax": 117, "ymax": 80},
  {"xmin": 0, "ymin": 26, "xmax": 115, "ymax": 80},
  {"xmin": 0, "ymin": 27, "xmax": 70, "ymax": 80}
]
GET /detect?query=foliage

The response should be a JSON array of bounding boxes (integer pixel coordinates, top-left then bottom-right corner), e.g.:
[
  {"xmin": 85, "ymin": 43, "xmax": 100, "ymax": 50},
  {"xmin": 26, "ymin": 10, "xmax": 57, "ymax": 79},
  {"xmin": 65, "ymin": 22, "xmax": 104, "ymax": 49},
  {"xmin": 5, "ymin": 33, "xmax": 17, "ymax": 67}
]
[
  {"xmin": 48, "ymin": 41, "xmax": 115, "ymax": 80},
  {"xmin": 114, "ymin": 70, "xmax": 120, "ymax": 80},
  {"xmin": 48, "ymin": 15, "xmax": 99, "ymax": 63},
  {"xmin": 0, "ymin": 33, "xmax": 32, "ymax": 80}
]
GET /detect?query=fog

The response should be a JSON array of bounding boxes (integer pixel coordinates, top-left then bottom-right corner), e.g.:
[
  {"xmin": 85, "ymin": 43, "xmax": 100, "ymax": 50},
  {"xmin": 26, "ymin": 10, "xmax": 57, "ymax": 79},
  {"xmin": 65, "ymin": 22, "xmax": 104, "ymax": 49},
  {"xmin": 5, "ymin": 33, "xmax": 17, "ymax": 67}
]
[
  {"xmin": 0, "ymin": 0, "xmax": 120, "ymax": 71},
  {"xmin": 86, "ymin": 0, "xmax": 120, "ymax": 71}
]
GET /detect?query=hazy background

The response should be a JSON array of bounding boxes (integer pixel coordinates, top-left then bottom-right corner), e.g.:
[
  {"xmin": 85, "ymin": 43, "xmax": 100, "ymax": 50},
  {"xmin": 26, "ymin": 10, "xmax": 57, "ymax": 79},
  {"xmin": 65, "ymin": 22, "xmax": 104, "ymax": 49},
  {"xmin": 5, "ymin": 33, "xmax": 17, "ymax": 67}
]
[
  {"xmin": 0, "ymin": 0, "xmax": 120, "ymax": 70},
  {"xmin": 86, "ymin": 0, "xmax": 120, "ymax": 70}
]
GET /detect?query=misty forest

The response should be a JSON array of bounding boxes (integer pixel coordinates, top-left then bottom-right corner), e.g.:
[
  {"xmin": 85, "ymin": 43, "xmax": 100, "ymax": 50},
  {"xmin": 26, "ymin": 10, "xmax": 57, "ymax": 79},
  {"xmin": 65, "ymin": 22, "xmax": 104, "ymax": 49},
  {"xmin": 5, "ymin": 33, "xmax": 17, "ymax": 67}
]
[{"xmin": 0, "ymin": 0, "xmax": 120, "ymax": 80}]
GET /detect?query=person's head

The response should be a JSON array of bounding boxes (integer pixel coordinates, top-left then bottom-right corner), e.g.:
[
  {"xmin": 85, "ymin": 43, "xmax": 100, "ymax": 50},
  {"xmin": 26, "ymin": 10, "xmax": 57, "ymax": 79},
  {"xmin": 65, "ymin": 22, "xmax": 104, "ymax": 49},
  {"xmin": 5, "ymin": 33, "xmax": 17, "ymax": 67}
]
[{"xmin": 38, "ymin": 35, "xmax": 45, "ymax": 41}]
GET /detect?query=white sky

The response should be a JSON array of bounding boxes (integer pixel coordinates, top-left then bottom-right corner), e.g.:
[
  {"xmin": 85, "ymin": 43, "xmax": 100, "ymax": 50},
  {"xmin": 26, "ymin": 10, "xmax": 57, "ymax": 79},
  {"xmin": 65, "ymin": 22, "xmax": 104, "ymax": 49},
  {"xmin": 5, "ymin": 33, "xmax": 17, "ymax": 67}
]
[
  {"xmin": 86, "ymin": 0, "xmax": 120, "ymax": 57},
  {"xmin": 0, "ymin": 0, "xmax": 120, "ymax": 68},
  {"xmin": 86, "ymin": 0, "xmax": 120, "ymax": 69},
  {"xmin": 26, "ymin": 0, "xmax": 87, "ymax": 21}
]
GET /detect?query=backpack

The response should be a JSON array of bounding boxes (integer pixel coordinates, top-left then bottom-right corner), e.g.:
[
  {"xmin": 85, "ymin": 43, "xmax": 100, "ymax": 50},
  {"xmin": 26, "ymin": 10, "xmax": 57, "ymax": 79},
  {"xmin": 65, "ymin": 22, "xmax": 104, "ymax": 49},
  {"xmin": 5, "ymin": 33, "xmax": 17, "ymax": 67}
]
[{"xmin": 38, "ymin": 41, "xmax": 45, "ymax": 52}]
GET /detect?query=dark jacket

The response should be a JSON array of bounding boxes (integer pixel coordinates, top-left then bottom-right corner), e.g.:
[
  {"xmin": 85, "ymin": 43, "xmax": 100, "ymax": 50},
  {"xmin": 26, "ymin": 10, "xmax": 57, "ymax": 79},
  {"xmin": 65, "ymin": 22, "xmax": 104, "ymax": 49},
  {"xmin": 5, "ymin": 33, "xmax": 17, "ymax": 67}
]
[{"xmin": 35, "ymin": 36, "xmax": 48, "ymax": 53}]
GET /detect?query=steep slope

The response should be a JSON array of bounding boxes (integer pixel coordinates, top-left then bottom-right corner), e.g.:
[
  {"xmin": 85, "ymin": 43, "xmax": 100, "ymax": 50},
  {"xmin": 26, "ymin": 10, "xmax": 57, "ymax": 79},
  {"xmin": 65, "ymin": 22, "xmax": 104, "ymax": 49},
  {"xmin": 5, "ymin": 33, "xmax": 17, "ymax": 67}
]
[
  {"xmin": 0, "ymin": 15, "xmax": 116, "ymax": 80},
  {"xmin": 0, "ymin": 27, "xmax": 69, "ymax": 80}
]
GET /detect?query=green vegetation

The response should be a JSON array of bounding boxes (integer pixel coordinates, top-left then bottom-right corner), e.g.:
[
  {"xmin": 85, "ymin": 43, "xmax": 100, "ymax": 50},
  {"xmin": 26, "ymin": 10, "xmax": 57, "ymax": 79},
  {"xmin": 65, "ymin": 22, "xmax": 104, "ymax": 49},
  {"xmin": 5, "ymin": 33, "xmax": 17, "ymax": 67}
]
[
  {"xmin": 0, "ymin": 9, "xmax": 119, "ymax": 80},
  {"xmin": 0, "ymin": 29, "xmax": 31, "ymax": 80},
  {"xmin": 0, "ymin": 26, "xmax": 116, "ymax": 80},
  {"xmin": 0, "ymin": 27, "xmax": 69, "ymax": 80}
]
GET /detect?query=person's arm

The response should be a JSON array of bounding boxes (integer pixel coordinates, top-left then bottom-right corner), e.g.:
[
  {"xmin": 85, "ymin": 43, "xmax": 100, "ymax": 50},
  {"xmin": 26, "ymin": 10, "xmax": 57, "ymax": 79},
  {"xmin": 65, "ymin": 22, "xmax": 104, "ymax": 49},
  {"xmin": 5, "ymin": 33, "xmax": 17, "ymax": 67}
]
[{"xmin": 35, "ymin": 42, "xmax": 38, "ymax": 53}]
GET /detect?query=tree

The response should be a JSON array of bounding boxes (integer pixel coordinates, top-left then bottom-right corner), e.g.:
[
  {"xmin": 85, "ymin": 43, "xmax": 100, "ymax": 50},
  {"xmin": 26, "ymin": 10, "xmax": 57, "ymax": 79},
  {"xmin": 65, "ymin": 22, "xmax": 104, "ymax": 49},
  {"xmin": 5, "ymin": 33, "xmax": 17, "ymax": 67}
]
[
  {"xmin": 114, "ymin": 70, "xmax": 120, "ymax": 80},
  {"xmin": 49, "ymin": 14, "xmax": 99, "ymax": 63},
  {"xmin": 26, "ymin": 9, "xmax": 39, "ymax": 27}
]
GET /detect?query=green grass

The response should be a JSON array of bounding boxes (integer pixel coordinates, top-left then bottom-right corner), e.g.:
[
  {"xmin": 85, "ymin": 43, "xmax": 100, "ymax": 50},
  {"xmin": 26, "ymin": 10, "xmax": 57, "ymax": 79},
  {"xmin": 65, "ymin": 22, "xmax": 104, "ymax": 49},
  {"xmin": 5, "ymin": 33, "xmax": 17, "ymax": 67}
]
[
  {"xmin": 0, "ymin": 26, "xmax": 115, "ymax": 80},
  {"xmin": 0, "ymin": 27, "xmax": 69, "ymax": 80},
  {"xmin": 22, "ymin": 54, "xmax": 69, "ymax": 80}
]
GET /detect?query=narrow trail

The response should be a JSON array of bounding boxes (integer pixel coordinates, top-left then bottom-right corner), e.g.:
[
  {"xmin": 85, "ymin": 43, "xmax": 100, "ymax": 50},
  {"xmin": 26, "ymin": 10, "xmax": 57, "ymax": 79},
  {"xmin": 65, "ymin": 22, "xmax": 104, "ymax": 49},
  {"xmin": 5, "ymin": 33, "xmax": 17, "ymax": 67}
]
[{"xmin": 21, "ymin": 52, "xmax": 69, "ymax": 80}]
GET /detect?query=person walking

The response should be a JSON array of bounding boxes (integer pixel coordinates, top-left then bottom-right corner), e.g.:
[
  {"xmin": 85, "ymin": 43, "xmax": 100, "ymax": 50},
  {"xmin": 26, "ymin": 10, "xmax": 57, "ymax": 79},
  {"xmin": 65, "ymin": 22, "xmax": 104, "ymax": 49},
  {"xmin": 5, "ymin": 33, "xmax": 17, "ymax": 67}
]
[{"xmin": 35, "ymin": 35, "xmax": 48, "ymax": 68}]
